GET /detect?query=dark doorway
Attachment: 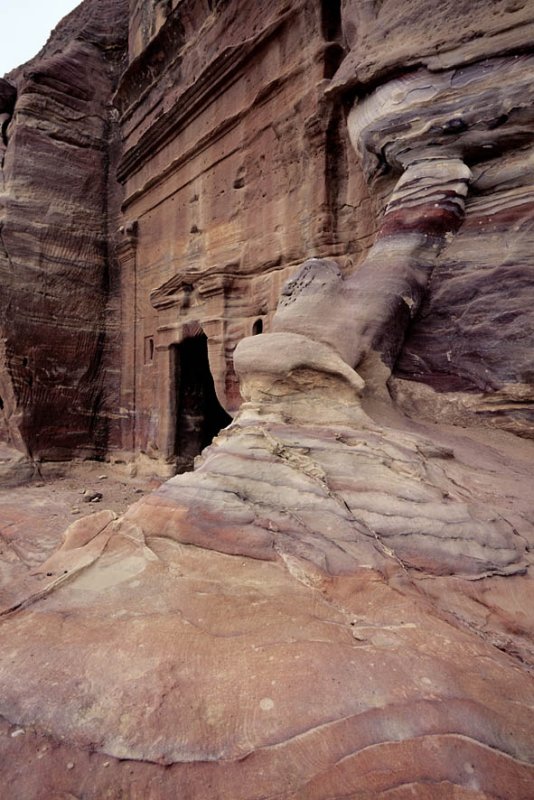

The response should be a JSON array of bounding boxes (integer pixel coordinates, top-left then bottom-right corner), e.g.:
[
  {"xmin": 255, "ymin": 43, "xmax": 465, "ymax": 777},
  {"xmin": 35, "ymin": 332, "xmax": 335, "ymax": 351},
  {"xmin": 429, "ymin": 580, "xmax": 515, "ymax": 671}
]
[
  {"xmin": 321, "ymin": 0, "xmax": 341, "ymax": 41},
  {"xmin": 173, "ymin": 333, "xmax": 232, "ymax": 472}
]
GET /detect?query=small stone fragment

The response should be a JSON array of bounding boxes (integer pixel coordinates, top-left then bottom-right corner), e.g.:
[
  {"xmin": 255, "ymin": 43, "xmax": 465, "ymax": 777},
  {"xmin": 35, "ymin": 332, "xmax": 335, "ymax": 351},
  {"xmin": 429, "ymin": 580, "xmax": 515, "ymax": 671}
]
[{"xmin": 82, "ymin": 491, "xmax": 103, "ymax": 503}]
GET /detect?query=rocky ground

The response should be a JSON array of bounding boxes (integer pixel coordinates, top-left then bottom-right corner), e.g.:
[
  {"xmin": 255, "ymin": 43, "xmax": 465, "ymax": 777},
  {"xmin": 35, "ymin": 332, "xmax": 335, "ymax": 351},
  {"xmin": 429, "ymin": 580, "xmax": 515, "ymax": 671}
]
[
  {"xmin": 1, "ymin": 358, "xmax": 533, "ymax": 797},
  {"xmin": 0, "ymin": 459, "xmax": 162, "ymax": 605}
]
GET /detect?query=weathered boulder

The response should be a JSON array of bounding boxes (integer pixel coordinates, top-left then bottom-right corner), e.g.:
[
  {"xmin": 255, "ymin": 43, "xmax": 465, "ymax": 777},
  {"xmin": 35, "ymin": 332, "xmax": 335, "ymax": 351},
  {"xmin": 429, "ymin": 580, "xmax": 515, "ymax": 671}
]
[{"xmin": 333, "ymin": 0, "xmax": 534, "ymax": 91}]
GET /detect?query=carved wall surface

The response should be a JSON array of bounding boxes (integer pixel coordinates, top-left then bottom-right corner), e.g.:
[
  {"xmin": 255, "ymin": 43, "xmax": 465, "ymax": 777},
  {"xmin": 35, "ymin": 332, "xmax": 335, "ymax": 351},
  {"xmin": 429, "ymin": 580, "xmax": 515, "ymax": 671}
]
[
  {"xmin": 114, "ymin": 0, "xmax": 374, "ymax": 471},
  {"xmin": 0, "ymin": 0, "xmax": 533, "ymax": 469}
]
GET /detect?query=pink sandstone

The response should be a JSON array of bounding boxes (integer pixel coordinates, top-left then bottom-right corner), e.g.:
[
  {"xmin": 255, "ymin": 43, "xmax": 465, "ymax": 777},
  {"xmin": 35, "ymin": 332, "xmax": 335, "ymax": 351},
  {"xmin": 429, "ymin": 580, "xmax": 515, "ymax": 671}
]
[{"xmin": 0, "ymin": 1, "xmax": 533, "ymax": 797}]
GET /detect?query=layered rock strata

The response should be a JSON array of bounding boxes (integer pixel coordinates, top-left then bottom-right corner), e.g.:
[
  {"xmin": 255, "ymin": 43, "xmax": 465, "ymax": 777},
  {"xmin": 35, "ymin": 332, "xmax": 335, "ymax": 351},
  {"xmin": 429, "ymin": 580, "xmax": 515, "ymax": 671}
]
[
  {"xmin": 0, "ymin": 0, "xmax": 127, "ymax": 463},
  {"xmin": 1, "ymin": 275, "xmax": 533, "ymax": 795},
  {"xmin": 1, "ymin": 0, "xmax": 534, "ymax": 798},
  {"xmin": 332, "ymin": 2, "xmax": 534, "ymax": 437}
]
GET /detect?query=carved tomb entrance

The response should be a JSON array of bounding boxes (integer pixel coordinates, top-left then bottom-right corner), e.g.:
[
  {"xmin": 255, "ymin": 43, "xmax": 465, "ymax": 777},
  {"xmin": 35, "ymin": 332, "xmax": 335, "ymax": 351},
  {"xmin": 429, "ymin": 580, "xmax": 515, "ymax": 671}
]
[{"xmin": 171, "ymin": 332, "xmax": 231, "ymax": 473}]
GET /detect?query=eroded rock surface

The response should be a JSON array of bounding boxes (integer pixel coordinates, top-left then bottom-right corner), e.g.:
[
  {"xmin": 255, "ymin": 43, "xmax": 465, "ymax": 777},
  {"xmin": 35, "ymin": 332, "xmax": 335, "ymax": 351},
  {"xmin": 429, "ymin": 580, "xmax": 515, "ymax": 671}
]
[
  {"xmin": 0, "ymin": 1, "xmax": 534, "ymax": 798},
  {"xmin": 0, "ymin": 0, "xmax": 128, "ymax": 463},
  {"xmin": 1, "ymin": 250, "xmax": 534, "ymax": 795},
  {"xmin": 332, "ymin": 3, "xmax": 534, "ymax": 438},
  {"xmin": 1, "ymin": 325, "xmax": 533, "ymax": 797}
]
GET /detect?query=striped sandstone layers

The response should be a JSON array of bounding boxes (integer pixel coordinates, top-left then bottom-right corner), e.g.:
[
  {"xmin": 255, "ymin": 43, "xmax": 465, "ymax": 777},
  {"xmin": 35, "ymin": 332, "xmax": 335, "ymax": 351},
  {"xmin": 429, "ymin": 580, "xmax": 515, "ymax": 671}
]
[
  {"xmin": 0, "ymin": 0, "xmax": 127, "ymax": 464},
  {"xmin": 0, "ymin": 1, "xmax": 534, "ymax": 798},
  {"xmin": 1, "ymin": 273, "xmax": 533, "ymax": 797}
]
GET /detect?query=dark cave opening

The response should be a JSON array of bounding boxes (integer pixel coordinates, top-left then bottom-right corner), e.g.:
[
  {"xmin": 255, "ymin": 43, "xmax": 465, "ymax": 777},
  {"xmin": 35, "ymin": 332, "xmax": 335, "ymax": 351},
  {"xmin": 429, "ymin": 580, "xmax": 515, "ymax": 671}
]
[
  {"xmin": 173, "ymin": 333, "xmax": 232, "ymax": 473},
  {"xmin": 321, "ymin": 0, "xmax": 341, "ymax": 41}
]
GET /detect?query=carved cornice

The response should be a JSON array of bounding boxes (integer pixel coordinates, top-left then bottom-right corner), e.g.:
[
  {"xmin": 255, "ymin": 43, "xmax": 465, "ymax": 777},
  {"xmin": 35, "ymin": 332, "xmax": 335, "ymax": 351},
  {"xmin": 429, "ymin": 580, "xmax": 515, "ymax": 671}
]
[
  {"xmin": 117, "ymin": 6, "xmax": 296, "ymax": 184},
  {"xmin": 151, "ymin": 273, "xmax": 196, "ymax": 311},
  {"xmin": 150, "ymin": 268, "xmax": 235, "ymax": 311},
  {"xmin": 121, "ymin": 57, "xmax": 309, "ymax": 212}
]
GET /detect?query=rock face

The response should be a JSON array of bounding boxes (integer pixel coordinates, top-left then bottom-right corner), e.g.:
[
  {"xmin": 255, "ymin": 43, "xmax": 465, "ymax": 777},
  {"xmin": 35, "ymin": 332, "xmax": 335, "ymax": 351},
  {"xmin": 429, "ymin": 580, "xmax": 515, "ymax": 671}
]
[
  {"xmin": 1, "ymin": 1, "xmax": 534, "ymax": 799},
  {"xmin": 332, "ymin": 0, "xmax": 534, "ymax": 438},
  {"xmin": 1, "ymin": 282, "xmax": 534, "ymax": 798},
  {"xmin": 0, "ymin": 0, "xmax": 128, "ymax": 462},
  {"xmin": 114, "ymin": 0, "xmax": 370, "ymax": 471}
]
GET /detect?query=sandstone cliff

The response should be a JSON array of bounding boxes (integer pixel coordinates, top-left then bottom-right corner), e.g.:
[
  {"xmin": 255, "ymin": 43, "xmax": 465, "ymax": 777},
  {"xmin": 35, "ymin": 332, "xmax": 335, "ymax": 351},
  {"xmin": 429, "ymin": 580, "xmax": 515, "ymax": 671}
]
[
  {"xmin": 0, "ymin": 0, "xmax": 127, "ymax": 465},
  {"xmin": 0, "ymin": 1, "xmax": 533, "ymax": 798}
]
